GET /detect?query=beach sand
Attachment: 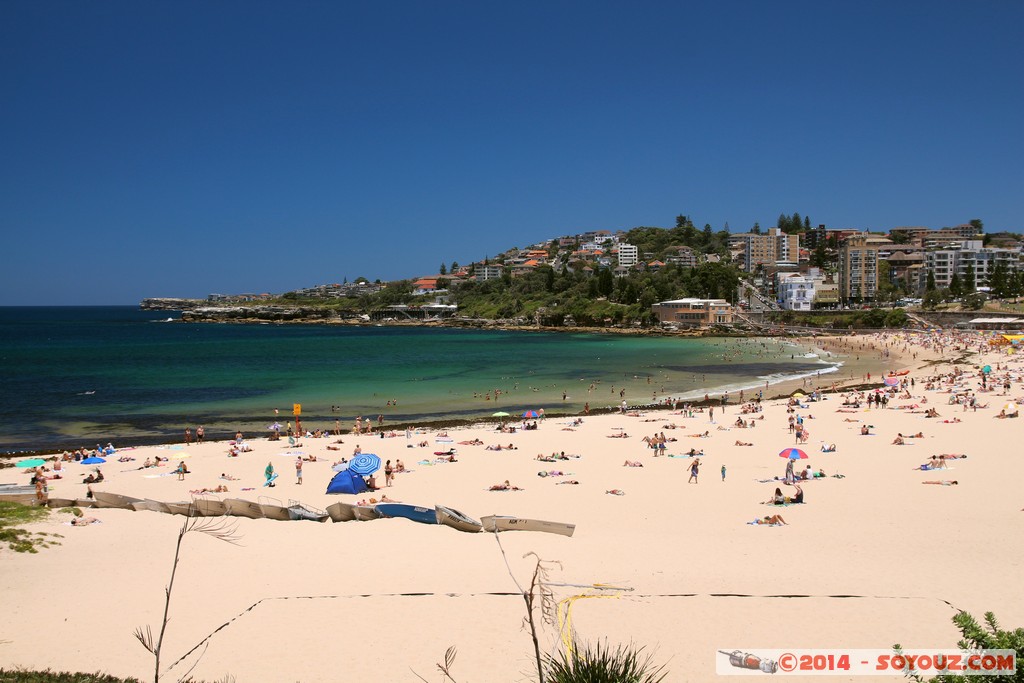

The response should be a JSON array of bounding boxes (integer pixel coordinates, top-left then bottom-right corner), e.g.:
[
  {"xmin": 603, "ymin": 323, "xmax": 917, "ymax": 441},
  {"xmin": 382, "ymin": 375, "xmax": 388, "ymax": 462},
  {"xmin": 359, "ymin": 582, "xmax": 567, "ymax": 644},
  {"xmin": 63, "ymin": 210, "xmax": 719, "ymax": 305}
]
[{"xmin": 2, "ymin": 331, "xmax": 1022, "ymax": 682}]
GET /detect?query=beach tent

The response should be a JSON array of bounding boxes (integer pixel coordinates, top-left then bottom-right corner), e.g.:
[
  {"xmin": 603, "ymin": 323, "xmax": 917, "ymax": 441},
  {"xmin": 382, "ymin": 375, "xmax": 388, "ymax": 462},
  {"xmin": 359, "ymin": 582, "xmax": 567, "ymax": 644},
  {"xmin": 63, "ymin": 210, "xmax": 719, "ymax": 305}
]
[{"xmin": 326, "ymin": 469, "xmax": 367, "ymax": 495}]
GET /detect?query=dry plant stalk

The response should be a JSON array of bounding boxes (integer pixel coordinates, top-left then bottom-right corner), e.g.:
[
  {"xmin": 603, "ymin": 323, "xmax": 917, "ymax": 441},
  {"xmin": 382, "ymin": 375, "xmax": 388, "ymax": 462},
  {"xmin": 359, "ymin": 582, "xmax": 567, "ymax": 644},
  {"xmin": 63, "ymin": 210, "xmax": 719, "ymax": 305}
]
[{"xmin": 134, "ymin": 509, "xmax": 240, "ymax": 683}]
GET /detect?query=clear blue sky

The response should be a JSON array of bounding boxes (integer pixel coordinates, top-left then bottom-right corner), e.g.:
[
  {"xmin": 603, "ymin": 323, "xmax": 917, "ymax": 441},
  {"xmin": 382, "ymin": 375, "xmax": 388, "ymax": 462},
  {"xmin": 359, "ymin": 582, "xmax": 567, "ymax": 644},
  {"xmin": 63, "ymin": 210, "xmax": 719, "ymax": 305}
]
[{"xmin": 1, "ymin": 1, "xmax": 1021, "ymax": 305}]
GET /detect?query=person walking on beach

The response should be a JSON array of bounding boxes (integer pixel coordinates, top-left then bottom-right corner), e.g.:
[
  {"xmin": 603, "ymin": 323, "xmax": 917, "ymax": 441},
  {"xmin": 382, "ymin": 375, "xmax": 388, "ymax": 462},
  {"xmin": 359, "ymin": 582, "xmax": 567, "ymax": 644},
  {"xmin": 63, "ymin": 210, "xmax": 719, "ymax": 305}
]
[
  {"xmin": 295, "ymin": 457, "xmax": 303, "ymax": 485},
  {"xmin": 184, "ymin": 426, "xmax": 191, "ymax": 446},
  {"xmin": 721, "ymin": 464, "xmax": 726, "ymax": 482},
  {"xmin": 196, "ymin": 425, "xmax": 204, "ymax": 443},
  {"xmin": 688, "ymin": 458, "xmax": 700, "ymax": 484}
]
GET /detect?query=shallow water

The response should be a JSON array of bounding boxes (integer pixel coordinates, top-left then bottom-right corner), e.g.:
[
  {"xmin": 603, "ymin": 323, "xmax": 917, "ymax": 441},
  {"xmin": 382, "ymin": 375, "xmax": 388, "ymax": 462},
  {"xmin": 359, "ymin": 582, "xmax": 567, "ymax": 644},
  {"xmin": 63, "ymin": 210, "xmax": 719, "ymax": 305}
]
[{"xmin": 0, "ymin": 307, "xmax": 842, "ymax": 451}]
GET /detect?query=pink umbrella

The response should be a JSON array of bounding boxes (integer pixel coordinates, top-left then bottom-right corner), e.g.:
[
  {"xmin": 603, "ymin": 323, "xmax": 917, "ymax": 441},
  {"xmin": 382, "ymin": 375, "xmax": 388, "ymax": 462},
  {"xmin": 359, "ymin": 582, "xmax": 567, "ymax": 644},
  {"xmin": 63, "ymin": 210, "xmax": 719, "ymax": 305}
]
[{"xmin": 884, "ymin": 376, "xmax": 900, "ymax": 387}]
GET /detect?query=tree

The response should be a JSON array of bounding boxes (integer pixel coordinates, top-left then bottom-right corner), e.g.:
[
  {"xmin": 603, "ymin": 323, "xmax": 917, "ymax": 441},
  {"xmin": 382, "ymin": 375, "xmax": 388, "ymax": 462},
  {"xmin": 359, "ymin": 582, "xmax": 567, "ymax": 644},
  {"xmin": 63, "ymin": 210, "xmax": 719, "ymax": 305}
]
[
  {"xmin": 803, "ymin": 216, "xmax": 811, "ymax": 231},
  {"xmin": 811, "ymin": 241, "xmax": 828, "ymax": 268},
  {"xmin": 969, "ymin": 218, "xmax": 984, "ymax": 234},
  {"xmin": 439, "ymin": 263, "xmax": 447, "ymax": 275},
  {"xmin": 926, "ymin": 270, "xmax": 936, "ymax": 292},
  {"xmin": 450, "ymin": 261, "xmax": 459, "ymax": 273},
  {"xmin": 751, "ymin": 222, "xmax": 761, "ymax": 235},
  {"xmin": 989, "ymin": 261, "xmax": 1010, "ymax": 299},
  {"xmin": 597, "ymin": 268, "xmax": 614, "ymax": 297},
  {"xmin": 964, "ymin": 263, "xmax": 976, "ymax": 293},
  {"xmin": 922, "ymin": 289, "xmax": 943, "ymax": 310},
  {"xmin": 701, "ymin": 224, "xmax": 714, "ymax": 249},
  {"xmin": 949, "ymin": 272, "xmax": 962, "ymax": 298},
  {"xmin": 777, "ymin": 213, "xmax": 789, "ymax": 232}
]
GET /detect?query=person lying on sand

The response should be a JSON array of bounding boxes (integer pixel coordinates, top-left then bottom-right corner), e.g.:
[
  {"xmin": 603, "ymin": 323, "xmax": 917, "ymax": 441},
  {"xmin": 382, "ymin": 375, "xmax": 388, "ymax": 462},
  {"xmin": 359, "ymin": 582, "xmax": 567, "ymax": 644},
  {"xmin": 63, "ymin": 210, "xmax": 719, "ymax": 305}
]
[
  {"xmin": 750, "ymin": 514, "xmax": 787, "ymax": 526},
  {"xmin": 71, "ymin": 516, "xmax": 101, "ymax": 526},
  {"xmin": 821, "ymin": 443, "xmax": 836, "ymax": 452},
  {"xmin": 942, "ymin": 418, "xmax": 962, "ymax": 423},
  {"xmin": 923, "ymin": 480, "xmax": 958, "ymax": 485},
  {"xmin": 606, "ymin": 432, "xmax": 630, "ymax": 438},
  {"xmin": 489, "ymin": 480, "xmax": 522, "ymax": 491},
  {"xmin": 556, "ymin": 480, "xmax": 580, "ymax": 485},
  {"xmin": 892, "ymin": 435, "xmax": 905, "ymax": 445},
  {"xmin": 220, "ymin": 473, "xmax": 239, "ymax": 480},
  {"xmin": 191, "ymin": 485, "xmax": 229, "ymax": 494},
  {"xmin": 623, "ymin": 460, "xmax": 643, "ymax": 467},
  {"xmin": 458, "ymin": 439, "xmax": 484, "ymax": 445},
  {"xmin": 735, "ymin": 440, "xmax": 753, "ymax": 446},
  {"xmin": 606, "ymin": 489, "xmax": 625, "ymax": 495}
]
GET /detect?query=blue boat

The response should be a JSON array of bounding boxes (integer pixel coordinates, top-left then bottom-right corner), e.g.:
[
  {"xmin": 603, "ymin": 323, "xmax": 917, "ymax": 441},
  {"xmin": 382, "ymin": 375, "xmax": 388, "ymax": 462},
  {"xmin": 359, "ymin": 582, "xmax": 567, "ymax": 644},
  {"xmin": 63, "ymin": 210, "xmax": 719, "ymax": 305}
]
[{"xmin": 374, "ymin": 503, "xmax": 439, "ymax": 525}]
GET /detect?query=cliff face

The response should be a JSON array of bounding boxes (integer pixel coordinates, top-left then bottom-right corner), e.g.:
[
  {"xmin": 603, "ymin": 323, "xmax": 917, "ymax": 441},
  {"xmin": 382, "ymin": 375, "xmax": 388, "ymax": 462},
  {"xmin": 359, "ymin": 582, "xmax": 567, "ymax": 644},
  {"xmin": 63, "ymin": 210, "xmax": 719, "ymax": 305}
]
[
  {"xmin": 140, "ymin": 298, "xmax": 204, "ymax": 310},
  {"xmin": 180, "ymin": 306, "xmax": 350, "ymax": 322}
]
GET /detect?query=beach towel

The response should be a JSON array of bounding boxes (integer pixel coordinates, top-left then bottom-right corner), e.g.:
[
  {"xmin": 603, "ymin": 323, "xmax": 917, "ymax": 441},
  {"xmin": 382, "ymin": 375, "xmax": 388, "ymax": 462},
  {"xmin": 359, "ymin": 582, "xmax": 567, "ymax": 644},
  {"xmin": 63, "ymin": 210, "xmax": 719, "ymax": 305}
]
[{"xmin": 263, "ymin": 472, "xmax": 279, "ymax": 487}]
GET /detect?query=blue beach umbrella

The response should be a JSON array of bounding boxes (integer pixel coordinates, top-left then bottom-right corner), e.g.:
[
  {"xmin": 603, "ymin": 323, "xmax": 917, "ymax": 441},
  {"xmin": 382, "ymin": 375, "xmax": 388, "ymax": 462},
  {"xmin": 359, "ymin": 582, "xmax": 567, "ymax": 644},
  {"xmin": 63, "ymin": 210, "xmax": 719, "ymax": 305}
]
[
  {"xmin": 81, "ymin": 456, "xmax": 106, "ymax": 465},
  {"xmin": 348, "ymin": 453, "xmax": 381, "ymax": 476},
  {"xmin": 778, "ymin": 448, "xmax": 808, "ymax": 460}
]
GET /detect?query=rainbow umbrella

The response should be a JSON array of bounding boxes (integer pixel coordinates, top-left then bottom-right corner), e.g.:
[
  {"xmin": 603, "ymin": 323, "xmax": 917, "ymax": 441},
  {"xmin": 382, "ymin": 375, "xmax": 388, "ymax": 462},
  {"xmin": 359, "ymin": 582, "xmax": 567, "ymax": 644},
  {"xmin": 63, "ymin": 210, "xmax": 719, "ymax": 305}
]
[
  {"xmin": 522, "ymin": 410, "xmax": 539, "ymax": 418},
  {"xmin": 778, "ymin": 448, "xmax": 808, "ymax": 460}
]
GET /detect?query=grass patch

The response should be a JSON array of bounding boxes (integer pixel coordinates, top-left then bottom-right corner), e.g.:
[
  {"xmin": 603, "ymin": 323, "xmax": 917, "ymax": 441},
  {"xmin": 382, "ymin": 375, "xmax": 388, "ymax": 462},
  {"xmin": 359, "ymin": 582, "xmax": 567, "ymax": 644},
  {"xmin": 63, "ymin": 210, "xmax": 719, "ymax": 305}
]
[{"xmin": 0, "ymin": 501, "xmax": 61, "ymax": 553}]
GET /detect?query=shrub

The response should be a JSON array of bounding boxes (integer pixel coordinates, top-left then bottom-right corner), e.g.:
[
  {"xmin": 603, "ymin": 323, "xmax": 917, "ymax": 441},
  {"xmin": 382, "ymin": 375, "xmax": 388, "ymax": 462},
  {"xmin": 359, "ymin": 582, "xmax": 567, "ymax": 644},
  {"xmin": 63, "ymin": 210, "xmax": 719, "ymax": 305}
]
[{"xmin": 544, "ymin": 639, "xmax": 668, "ymax": 683}]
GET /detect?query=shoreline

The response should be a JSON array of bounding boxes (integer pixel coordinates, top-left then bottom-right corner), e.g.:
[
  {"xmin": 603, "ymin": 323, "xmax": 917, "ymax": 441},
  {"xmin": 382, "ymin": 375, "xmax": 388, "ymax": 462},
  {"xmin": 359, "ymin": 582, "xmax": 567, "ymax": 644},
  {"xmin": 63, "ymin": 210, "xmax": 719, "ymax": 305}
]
[{"xmin": 0, "ymin": 334, "xmax": 915, "ymax": 459}]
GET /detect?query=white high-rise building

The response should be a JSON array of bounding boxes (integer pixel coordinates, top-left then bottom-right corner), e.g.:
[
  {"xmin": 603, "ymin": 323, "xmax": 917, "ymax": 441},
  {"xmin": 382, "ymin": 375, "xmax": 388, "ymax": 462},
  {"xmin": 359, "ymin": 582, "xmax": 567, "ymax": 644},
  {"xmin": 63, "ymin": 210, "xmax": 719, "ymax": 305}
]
[{"xmin": 617, "ymin": 243, "xmax": 638, "ymax": 268}]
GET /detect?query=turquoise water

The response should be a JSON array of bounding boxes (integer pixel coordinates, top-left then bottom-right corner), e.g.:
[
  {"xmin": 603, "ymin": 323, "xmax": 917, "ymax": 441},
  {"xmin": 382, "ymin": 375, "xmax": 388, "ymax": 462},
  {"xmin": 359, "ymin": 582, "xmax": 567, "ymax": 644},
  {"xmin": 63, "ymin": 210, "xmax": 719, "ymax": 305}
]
[{"xmin": 0, "ymin": 307, "xmax": 842, "ymax": 452}]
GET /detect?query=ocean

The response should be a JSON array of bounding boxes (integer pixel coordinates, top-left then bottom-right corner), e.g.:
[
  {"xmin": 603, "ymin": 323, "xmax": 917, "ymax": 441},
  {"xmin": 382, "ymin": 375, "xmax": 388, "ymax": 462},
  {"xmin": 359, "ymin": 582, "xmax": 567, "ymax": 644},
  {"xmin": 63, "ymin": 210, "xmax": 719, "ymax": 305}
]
[{"xmin": 0, "ymin": 306, "xmax": 843, "ymax": 453}]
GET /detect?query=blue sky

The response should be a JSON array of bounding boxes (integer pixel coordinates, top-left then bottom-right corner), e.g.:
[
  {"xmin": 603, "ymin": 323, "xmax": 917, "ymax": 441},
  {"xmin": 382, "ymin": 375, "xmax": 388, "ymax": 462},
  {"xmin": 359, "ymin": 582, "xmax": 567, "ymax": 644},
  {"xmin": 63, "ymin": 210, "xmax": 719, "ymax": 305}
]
[{"xmin": 1, "ymin": 1, "xmax": 1021, "ymax": 305}]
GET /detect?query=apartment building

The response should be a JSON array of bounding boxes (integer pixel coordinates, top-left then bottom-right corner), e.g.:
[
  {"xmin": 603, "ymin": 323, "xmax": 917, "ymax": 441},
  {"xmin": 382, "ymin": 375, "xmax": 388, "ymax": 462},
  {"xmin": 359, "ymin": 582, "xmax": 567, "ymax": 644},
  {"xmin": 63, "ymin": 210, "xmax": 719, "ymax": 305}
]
[
  {"xmin": 923, "ymin": 241, "xmax": 1021, "ymax": 291},
  {"xmin": 729, "ymin": 228, "xmax": 801, "ymax": 271},
  {"xmin": 839, "ymin": 233, "xmax": 891, "ymax": 301},
  {"xmin": 617, "ymin": 243, "xmax": 639, "ymax": 268}
]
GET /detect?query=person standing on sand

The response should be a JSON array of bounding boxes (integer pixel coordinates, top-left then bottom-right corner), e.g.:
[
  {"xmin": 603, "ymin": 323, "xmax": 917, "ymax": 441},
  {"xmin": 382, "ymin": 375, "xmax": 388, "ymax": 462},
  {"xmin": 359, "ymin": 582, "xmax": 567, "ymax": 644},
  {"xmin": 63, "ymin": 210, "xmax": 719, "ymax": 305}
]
[
  {"xmin": 688, "ymin": 458, "xmax": 700, "ymax": 484},
  {"xmin": 295, "ymin": 457, "xmax": 303, "ymax": 485},
  {"xmin": 721, "ymin": 464, "xmax": 726, "ymax": 482},
  {"xmin": 384, "ymin": 460, "xmax": 394, "ymax": 486},
  {"xmin": 184, "ymin": 426, "xmax": 191, "ymax": 446},
  {"xmin": 196, "ymin": 425, "xmax": 204, "ymax": 443}
]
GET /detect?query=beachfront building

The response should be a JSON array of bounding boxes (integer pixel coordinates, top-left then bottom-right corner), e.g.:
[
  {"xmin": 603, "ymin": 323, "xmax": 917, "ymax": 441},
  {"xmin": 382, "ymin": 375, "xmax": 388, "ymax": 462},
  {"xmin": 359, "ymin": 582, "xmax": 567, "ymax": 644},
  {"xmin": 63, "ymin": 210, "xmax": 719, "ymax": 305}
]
[
  {"xmin": 651, "ymin": 298, "xmax": 734, "ymax": 326},
  {"xmin": 923, "ymin": 241, "xmax": 1021, "ymax": 292},
  {"xmin": 617, "ymin": 243, "xmax": 639, "ymax": 268},
  {"xmin": 776, "ymin": 273, "xmax": 815, "ymax": 311},
  {"xmin": 839, "ymin": 233, "xmax": 891, "ymax": 302}
]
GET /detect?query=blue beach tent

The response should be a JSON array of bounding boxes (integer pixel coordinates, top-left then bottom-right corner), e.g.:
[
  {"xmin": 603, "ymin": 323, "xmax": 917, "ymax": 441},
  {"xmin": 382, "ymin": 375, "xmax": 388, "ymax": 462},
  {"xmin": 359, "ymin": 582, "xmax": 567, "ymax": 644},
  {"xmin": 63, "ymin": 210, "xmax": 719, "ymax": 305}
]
[{"xmin": 326, "ymin": 469, "xmax": 367, "ymax": 495}]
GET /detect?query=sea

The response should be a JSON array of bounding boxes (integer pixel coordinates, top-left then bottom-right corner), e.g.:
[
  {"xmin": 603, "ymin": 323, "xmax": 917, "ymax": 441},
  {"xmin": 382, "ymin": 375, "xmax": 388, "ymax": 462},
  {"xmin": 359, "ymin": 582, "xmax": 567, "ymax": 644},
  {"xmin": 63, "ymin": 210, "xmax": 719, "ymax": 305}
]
[{"xmin": 0, "ymin": 306, "xmax": 845, "ymax": 453}]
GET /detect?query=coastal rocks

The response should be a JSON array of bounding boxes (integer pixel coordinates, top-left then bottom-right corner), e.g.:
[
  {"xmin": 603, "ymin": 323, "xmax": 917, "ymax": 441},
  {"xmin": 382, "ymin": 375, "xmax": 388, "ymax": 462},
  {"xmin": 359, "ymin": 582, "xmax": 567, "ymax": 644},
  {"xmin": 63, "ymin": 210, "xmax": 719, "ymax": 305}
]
[
  {"xmin": 140, "ymin": 298, "xmax": 203, "ymax": 311},
  {"xmin": 180, "ymin": 306, "xmax": 346, "ymax": 322}
]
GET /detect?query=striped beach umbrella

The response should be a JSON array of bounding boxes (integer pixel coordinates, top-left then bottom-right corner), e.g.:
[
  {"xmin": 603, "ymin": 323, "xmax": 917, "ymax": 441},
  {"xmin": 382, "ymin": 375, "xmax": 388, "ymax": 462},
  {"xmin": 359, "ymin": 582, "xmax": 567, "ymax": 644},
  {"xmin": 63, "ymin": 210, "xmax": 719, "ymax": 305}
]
[{"xmin": 778, "ymin": 448, "xmax": 808, "ymax": 460}]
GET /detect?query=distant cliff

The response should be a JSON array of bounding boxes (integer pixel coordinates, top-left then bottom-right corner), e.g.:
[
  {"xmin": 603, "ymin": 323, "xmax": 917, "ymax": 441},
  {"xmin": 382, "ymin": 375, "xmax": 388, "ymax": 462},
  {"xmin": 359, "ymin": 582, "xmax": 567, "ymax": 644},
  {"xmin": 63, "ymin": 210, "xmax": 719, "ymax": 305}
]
[
  {"xmin": 180, "ymin": 306, "xmax": 356, "ymax": 322},
  {"xmin": 140, "ymin": 298, "xmax": 204, "ymax": 310}
]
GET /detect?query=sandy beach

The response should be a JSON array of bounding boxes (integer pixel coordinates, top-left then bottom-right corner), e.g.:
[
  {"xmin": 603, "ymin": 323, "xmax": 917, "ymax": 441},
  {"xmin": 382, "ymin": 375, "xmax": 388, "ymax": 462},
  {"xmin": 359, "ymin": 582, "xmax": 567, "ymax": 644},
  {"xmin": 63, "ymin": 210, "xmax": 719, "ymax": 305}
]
[{"xmin": 2, "ymin": 331, "xmax": 1022, "ymax": 682}]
